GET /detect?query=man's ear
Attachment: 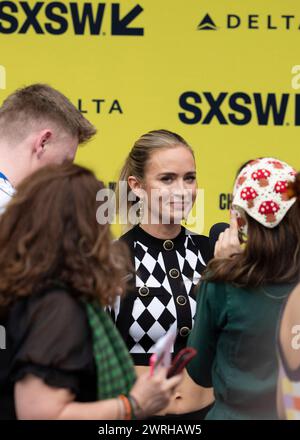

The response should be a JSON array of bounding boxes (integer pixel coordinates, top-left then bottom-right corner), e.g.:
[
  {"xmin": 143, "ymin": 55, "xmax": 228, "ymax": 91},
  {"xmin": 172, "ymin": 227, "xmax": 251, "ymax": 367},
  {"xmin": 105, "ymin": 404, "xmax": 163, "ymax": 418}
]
[
  {"xmin": 34, "ymin": 130, "xmax": 52, "ymax": 159},
  {"xmin": 128, "ymin": 175, "xmax": 144, "ymax": 199}
]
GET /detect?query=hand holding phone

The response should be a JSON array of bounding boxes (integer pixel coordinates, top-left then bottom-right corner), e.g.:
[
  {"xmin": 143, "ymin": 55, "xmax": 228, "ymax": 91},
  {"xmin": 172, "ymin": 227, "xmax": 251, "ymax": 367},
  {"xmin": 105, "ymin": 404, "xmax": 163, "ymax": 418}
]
[
  {"xmin": 149, "ymin": 323, "xmax": 177, "ymax": 376},
  {"xmin": 167, "ymin": 347, "xmax": 197, "ymax": 378}
]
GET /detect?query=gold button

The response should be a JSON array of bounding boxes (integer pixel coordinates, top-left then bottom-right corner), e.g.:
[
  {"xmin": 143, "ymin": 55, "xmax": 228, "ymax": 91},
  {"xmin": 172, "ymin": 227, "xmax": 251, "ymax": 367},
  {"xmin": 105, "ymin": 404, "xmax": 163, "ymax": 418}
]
[
  {"xmin": 179, "ymin": 326, "xmax": 191, "ymax": 337},
  {"xmin": 176, "ymin": 295, "xmax": 187, "ymax": 306},
  {"xmin": 169, "ymin": 268, "xmax": 179, "ymax": 279},
  {"xmin": 138, "ymin": 286, "xmax": 149, "ymax": 297},
  {"xmin": 163, "ymin": 240, "xmax": 174, "ymax": 251}
]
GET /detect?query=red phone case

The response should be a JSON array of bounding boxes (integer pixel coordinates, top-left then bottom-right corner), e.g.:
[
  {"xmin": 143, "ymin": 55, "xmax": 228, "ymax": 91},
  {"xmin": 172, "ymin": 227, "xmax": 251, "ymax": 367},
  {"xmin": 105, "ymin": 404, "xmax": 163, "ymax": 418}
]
[{"xmin": 167, "ymin": 347, "xmax": 197, "ymax": 378}]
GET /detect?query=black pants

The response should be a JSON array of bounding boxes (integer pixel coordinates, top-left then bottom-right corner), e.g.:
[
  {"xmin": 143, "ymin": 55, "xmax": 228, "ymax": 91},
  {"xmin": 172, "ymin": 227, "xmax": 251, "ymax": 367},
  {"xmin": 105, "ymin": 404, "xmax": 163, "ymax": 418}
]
[{"xmin": 147, "ymin": 403, "xmax": 214, "ymax": 420}]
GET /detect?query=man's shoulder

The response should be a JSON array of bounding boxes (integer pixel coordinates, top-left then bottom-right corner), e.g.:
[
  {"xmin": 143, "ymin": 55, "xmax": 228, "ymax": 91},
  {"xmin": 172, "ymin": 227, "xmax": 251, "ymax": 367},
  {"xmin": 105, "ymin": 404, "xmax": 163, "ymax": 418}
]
[{"xmin": 0, "ymin": 173, "xmax": 15, "ymax": 213}]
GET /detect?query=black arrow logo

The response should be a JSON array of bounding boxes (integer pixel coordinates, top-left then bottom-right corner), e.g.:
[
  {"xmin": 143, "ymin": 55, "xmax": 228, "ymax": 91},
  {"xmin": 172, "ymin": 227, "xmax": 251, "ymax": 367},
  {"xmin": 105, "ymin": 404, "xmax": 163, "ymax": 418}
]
[
  {"xmin": 197, "ymin": 13, "xmax": 218, "ymax": 30},
  {"xmin": 112, "ymin": 4, "xmax": 144, "ymax": 36}
]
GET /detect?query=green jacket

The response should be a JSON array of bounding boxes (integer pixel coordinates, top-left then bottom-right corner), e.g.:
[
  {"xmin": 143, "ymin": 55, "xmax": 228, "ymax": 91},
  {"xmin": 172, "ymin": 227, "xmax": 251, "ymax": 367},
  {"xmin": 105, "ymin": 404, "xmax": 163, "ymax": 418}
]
[{"xmin": 187, "ymin": 281, "xmax": 295, "ymax": 420}]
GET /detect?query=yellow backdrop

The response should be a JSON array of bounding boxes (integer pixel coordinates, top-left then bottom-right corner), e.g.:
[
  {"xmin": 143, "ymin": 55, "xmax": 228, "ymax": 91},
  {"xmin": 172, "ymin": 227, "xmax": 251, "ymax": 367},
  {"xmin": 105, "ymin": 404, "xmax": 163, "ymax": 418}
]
[{"xmin": 0, "ymin": 0, "xmax": 299, "ymax": 235}]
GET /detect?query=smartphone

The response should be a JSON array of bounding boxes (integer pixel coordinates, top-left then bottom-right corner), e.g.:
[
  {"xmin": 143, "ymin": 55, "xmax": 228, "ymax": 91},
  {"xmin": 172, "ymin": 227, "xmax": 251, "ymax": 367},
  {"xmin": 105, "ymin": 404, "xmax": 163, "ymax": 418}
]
[{"xmin": 167, "ymin": 347, "xmax": 197, "ymax": 378}]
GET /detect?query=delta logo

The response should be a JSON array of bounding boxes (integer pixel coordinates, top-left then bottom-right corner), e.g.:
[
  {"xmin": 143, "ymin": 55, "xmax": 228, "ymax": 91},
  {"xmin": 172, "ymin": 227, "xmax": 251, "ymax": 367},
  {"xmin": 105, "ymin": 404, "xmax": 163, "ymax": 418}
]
[
  {"xmin": 197, "ymin": 13, "xmax": 300, "ymax": 31},
  {"xmin": 178, "ymin": 91, "xmax": 300, "ymax": 126},
  {"xmin": 0, "ymin": 2, "xmax": 144, "ymax": 36}
]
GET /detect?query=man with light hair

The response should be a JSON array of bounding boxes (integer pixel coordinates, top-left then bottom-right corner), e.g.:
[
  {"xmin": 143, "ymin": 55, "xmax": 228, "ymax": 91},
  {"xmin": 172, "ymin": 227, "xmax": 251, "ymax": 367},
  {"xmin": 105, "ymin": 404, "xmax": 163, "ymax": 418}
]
[{"xmin": 0, "ymin": 83, "xmax": 96, "ymax": 212}]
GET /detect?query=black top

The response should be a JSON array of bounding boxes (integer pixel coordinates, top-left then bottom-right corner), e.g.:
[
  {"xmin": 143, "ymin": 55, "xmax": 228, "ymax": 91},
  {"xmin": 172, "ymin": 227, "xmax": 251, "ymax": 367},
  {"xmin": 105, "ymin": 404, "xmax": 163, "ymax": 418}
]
[
  {"xmin": 113, "ymin": 224, "xmax": 212, "ymax": 365},
  {"xmin": 0, "ymin": 288, "xmax": 97, "ymax": 420}
]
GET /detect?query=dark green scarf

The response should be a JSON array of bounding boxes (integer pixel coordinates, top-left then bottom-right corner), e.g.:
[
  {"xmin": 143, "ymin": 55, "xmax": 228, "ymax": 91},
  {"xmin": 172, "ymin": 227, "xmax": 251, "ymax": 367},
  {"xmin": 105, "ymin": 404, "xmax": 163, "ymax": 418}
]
[{"xmin": 84, "ymin": 301, "xmax": 136, "ymax": 400}]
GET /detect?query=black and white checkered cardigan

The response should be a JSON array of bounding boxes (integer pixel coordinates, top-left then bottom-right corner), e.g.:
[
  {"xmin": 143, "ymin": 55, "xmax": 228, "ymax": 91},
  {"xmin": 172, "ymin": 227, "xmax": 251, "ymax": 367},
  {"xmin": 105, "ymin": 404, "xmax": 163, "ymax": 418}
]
[{"xmin": 113, "ymin": 224, "xmax": 212, "ymax": 366}]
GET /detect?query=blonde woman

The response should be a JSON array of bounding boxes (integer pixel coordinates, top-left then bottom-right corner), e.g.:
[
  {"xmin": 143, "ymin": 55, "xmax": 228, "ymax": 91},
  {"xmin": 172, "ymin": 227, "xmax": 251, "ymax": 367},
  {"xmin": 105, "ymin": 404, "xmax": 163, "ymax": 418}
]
[{"xmin": 113, "ymin": 129, "xmax": 215, "ymax": 419}]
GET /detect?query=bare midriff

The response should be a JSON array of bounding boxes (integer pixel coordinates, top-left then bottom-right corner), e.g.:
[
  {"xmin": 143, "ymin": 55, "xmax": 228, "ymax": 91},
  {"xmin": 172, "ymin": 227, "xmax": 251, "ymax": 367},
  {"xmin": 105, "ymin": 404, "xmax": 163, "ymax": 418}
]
[{"xmin": 135, "ymin": 365, "xmax": 214, "ymax": 415}]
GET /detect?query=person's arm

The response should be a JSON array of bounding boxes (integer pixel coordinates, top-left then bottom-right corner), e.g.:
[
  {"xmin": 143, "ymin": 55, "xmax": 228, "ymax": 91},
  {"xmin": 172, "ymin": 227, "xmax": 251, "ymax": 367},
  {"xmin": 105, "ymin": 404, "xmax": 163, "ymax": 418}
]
[
  {"xmin": 276, "ymin": 284, "xmax": 300, "ymax": 420},
  {"xmin": 276, "ymin": 370, "xmax": 286, "ymax": 420},
  {"xmin": 15, "ymin": 374, "xmax": 119, "ymax": 420},
  {"xmin": 279, "ymin": 284, "xmax": 300, "ymax": 372},
  {"xmin": 15, "ymin": 369, "xmax": 182, "ymax": 420},
  {"xmin": 186, "ymin": 281, "xmax": 227, "ymax": 387}
]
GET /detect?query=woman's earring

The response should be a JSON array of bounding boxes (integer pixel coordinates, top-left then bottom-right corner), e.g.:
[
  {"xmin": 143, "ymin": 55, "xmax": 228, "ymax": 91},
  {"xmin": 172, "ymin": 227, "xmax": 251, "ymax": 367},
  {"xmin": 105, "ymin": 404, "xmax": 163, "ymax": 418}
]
[{"xmin": 138, "ymin": 199, "xmax": 144, "ymax": 223}]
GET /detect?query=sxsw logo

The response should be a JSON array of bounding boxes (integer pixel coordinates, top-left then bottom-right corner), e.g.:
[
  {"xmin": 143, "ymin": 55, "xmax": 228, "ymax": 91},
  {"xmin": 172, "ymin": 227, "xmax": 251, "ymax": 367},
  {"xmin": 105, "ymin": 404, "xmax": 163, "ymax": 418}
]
[
  {"xmin": 197, "ymin": 13, "xmax": 300, "ymax": 31},
  {"xmin": 0, "ymin": 2, "xmax": 144, "ymax": 36},
  {"xmin": 178, "ymin": 91, "xmax": 300, "ymax": 126}
]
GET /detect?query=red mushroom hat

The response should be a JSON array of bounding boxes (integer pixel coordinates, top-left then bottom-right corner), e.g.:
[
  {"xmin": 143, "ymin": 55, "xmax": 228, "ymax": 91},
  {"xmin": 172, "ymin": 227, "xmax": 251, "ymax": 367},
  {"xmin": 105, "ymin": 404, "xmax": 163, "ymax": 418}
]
[{"xmin": 232, "ymin": 157, "xmax": 296, "ymax": 232}]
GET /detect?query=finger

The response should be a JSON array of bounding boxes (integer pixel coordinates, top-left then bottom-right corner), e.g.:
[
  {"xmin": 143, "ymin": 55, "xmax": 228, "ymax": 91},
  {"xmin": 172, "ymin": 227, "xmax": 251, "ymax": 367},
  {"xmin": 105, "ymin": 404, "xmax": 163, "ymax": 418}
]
[
  {"xmin": 154, "ymin": 366, "xmax": 168, "ymax": 379},
  {"xmin": 215, "ymin": 230, "xmax": 228, "ymax": 255},
  {"xmin": 218, "ymin": 231, "xmax": 225, "ymax": 243},
  {"xmin": 229, "ymin": 216, "xmax": 239, "ymax": 241},
  {"xmin": 165, "ymin": 373, "xmax": 183, "ymax": 390},
  {"xmin": 220, "ymin": 228, "xmax": 231, "ymax": 248},
  {"xmin": 214, "ymin": 240, "xmax": 220, "ymax": 257},
  {"xmin": 230, "ymin": 212, "xmax": 239, "ymax": 231}
]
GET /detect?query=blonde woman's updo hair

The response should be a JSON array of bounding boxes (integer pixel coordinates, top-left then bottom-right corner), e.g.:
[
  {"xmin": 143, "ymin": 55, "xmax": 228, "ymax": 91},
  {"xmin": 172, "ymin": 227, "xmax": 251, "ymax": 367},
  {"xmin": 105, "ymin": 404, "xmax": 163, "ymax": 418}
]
[{"xmin": 117, "ymin": 129, "xmax": 195, "ymax": 230}]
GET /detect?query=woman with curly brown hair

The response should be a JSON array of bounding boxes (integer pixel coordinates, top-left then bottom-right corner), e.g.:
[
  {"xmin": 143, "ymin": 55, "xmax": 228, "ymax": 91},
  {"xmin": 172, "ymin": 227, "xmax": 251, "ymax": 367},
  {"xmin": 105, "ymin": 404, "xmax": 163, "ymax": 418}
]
[{"xmin": 0, "ymin": 163, "xmax": 182, "ymax": 420}]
